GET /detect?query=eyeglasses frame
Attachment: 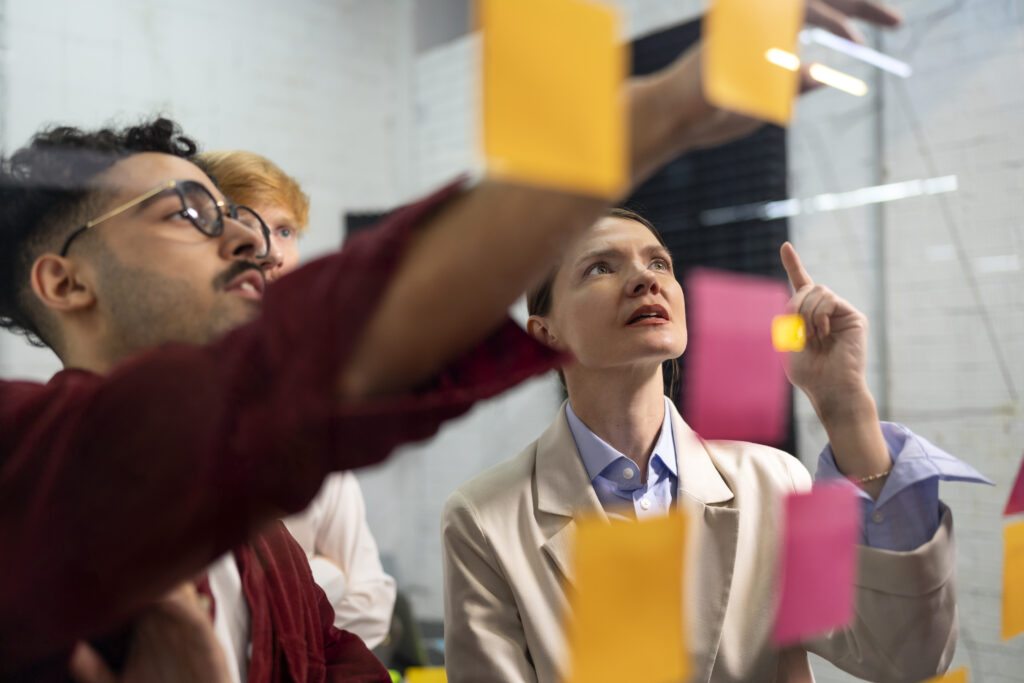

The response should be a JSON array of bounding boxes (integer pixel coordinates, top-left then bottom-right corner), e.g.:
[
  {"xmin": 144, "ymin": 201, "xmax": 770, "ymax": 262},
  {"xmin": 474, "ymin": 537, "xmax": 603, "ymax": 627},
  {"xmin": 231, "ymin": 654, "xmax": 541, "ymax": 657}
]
[{"xmin": 58, "ymin": 179, "xmax": 271, "ymax": 259}]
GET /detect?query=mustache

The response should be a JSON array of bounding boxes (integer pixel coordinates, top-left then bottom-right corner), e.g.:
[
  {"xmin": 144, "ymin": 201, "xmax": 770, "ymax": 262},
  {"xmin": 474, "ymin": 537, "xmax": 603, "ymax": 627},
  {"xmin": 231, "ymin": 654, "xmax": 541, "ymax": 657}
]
[{"xmin": 213, "ymin": 261, "xmax": 266, "ymax": 291}]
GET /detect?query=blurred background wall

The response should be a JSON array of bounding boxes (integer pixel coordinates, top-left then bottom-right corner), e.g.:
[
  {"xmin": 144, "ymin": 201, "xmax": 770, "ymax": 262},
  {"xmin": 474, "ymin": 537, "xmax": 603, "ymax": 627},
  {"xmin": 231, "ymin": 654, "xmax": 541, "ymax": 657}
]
[{"xmin": 1, "ymin": 0, "xmax": 1022, "ymax": 678}]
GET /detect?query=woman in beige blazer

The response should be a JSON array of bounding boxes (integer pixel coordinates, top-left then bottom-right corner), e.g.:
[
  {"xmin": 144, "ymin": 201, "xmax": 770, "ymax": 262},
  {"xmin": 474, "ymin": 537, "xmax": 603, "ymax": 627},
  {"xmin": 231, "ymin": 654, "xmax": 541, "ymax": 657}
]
[{"xmin": 442, "ymin": 210, "xmax": 959, "ymax": 683}]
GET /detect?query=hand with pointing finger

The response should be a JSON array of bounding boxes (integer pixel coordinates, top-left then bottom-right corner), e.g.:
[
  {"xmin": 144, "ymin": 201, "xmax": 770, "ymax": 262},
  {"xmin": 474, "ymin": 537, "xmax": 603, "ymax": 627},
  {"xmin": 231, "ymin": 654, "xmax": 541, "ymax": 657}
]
[
  {"xmin": 779, "ymin": 241, "xmax": 870, "ymax": 412},
  {"xmin": 778, "ymin": 242, "xmax": 891, "ymax": 495}
]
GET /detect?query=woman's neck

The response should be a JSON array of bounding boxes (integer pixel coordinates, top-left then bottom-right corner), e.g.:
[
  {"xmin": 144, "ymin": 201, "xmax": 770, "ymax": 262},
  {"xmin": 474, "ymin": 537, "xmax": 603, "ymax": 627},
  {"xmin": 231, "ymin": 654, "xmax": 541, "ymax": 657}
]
[{"xmin": 565, "ymin": 365, "xmax": 668, "ymax": 481}]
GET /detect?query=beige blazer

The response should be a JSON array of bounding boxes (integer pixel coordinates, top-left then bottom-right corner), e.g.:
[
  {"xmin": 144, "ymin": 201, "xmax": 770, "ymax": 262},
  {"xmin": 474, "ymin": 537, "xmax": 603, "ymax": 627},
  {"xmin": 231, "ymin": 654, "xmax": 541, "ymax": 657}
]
[{"xmin": 442, "ymin": 402, "xmax": 956, "ymax": 683}]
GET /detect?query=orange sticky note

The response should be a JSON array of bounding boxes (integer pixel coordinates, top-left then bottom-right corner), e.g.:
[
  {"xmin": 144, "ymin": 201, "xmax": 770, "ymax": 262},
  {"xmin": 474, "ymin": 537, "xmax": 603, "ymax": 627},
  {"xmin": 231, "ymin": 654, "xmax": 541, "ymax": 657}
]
[
  {"xmin": 480, "ymin": 0, "xmax": 627, "ymax": 197},
  {"xmin": 772, "ymin": 314, "xmax": 806, "ymax": 352},
  {"xmin": 405, "ymin": 668, "xmax": 447, "ymax": 683},
  {"xmin": 565, "ymin": 513, "xmax": 690, "ymax": 683},
  {"xmin": 920, "ymin": 667, "xmax": 968, "ymax": 683},
  {"xmin": 1003, "ymin": 520, "xmax": 1024, "ymax": 640},
  {"xmin": 703, "ymin": 0, "xmax": 805, "ymax": 125}
]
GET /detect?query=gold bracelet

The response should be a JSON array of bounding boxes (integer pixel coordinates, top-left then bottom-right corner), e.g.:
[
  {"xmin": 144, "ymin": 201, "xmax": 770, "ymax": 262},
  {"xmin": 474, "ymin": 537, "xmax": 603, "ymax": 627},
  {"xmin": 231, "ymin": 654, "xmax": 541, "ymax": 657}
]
[{"xmin": 857, "ymin": 468, "xmax": 892, "ymax": 484}]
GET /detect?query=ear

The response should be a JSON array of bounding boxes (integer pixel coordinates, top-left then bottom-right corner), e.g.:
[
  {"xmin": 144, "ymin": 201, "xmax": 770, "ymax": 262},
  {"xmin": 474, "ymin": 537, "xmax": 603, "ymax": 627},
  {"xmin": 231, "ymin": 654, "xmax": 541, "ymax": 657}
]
[
  {"xmin": 29, "ymin": 254, "xmax": 96, "ymax": 315},
  {"xmin": 526, "ymin": 314, "xmax": 564, "ymax": 351}
]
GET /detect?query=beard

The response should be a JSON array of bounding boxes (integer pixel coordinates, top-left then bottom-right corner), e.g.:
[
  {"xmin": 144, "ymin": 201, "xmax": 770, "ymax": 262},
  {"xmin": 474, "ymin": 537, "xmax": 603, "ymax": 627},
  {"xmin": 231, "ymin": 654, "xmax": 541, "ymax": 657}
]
[{"xmin": 92, "ymin": 246, "xmax": 257, "ymax": 362}]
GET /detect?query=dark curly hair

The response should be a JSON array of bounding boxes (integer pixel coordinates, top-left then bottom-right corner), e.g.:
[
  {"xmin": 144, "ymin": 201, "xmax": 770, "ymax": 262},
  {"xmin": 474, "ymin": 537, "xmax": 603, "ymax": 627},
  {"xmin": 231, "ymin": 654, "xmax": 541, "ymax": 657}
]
[{"xmin": 0, "ymin": 117, "xmax": 199, "ymax": 348}]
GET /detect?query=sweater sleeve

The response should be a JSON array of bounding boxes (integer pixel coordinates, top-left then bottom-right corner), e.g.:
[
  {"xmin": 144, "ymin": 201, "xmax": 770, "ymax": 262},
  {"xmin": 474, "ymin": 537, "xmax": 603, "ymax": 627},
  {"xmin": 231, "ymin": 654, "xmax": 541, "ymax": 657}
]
[{"xmin": 0, "ymin": 179, "xmax": 563, "ymax": 675}]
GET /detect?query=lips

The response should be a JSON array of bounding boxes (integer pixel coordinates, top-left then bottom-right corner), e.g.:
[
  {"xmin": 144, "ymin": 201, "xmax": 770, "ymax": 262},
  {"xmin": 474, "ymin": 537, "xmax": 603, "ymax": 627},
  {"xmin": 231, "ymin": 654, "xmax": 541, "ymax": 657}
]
[
  {"xmin": 626, "ymin": 303, "xmax": 669, "ymax": 325},
  {"xmin": 225, "ymin": 269, "xmax": 266, "ymax": 301}
]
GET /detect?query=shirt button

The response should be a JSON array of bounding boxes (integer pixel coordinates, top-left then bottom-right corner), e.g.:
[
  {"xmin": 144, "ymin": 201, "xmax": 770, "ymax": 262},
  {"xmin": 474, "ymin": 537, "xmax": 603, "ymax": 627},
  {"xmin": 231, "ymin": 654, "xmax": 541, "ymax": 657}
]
[
  {"xmin": 872, "ymin": 511, "xmax": 884, "ymax": 523},
  {"xmin": 640, "ymin": 498, "xmax": 651, "ymax": 511},
  {"xmin": 622, "ymin": 468, "xmax": 634, "ymax": 480}
]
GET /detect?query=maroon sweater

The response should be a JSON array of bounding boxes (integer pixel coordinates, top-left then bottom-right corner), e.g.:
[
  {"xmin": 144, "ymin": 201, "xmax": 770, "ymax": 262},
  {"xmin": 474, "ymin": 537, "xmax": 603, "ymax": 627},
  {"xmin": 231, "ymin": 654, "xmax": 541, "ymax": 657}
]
[{"xmin": 0, "ymin": 180, "xmax": 562, "ymax": 680}]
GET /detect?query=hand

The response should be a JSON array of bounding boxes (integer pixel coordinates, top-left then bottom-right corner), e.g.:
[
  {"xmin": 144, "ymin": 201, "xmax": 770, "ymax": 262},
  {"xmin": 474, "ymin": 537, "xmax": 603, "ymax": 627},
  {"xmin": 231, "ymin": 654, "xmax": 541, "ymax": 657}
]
[
  {"xmin": 69, "ymin": 583, "xmax": 231, "ymax": 683},
  {"xmin": 779, "ymin": 243, "xmax": 891, "ymax": 493},
  {"xmin": 806, "ymin": 0, "xmax": 903, "ymax": 44},
  {"xmin": 779, "ymin": 242, "xmax": 870, "ymax": 414}
]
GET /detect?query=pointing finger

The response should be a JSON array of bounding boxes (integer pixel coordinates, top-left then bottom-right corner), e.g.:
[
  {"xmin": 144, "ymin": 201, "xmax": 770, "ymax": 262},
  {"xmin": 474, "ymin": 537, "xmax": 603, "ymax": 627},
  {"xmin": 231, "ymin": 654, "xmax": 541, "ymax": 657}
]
[{"xmin": 781, "ymin": 242, "xmax": 814, "ymax": 292}]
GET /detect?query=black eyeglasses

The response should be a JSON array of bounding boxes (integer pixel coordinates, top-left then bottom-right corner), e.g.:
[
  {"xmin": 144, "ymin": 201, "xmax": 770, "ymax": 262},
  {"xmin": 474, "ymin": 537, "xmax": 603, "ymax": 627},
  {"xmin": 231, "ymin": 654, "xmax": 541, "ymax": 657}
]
[{"xmin": 59, "ymin": 179, "xmax": 271, "ymax": 259}]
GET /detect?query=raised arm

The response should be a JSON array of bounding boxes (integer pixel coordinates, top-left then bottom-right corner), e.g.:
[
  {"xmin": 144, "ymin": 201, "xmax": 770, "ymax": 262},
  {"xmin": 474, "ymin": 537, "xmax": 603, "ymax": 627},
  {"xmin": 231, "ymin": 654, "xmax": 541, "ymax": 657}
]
[
  {"xmin": 780, "ymin": 242, "xmax": 892, "ymax": 498},
  {"xmin": 337, "ymin": 47, "xmax": 761, "ymax": 399}
]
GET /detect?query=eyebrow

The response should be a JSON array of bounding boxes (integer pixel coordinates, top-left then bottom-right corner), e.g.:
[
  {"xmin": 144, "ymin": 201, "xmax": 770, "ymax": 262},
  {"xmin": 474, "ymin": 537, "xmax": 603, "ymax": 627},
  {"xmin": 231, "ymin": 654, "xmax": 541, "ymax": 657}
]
[{"xmin": 573, "ymin": 244, "xmax": 672, "ymax": 268}]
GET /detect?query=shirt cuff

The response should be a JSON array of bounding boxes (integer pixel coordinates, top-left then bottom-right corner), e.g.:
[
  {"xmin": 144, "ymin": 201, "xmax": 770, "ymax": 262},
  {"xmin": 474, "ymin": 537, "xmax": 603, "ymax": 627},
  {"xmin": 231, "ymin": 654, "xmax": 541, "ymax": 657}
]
[
  {"xmin": 814, "ymin": 422, "xmax": 993, "ymax": 551},
  {"xmin": 309, "ymin": 556, "xmax": 349, "ymax": 607}
]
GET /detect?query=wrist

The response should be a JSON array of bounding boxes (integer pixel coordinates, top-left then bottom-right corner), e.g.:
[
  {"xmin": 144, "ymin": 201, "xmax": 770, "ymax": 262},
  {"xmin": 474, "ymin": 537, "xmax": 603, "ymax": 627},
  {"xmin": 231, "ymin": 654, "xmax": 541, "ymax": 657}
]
[{"xmin": 810, "ymin": 382, "xmax": 877, "ymax": 429}]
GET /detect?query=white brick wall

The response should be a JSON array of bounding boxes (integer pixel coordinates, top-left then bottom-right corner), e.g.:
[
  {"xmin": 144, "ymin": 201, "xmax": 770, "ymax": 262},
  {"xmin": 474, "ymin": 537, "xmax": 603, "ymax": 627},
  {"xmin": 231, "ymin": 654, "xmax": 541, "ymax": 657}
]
[
  {"xmin": 790, "ymin": 0, "xmax": 1024, "ymax": 679},
  {"xmin": 0, "ymin": 0, "xmax": 413, "ymax": 377}
]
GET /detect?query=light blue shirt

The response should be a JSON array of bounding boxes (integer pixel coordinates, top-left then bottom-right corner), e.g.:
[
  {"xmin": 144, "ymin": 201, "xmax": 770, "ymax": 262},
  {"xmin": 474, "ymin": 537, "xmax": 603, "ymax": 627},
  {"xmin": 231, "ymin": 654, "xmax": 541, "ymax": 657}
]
[
  {"xmin": 567, "ymin": 401, "xmax": 992, "ymax": 550},
  {"xmin": 815, "ymin": 422, "xmax": 992, "ymax": 550},
  {"xmin": 566, "ymin": 398, "xmax": 677, "ymax": 521}
]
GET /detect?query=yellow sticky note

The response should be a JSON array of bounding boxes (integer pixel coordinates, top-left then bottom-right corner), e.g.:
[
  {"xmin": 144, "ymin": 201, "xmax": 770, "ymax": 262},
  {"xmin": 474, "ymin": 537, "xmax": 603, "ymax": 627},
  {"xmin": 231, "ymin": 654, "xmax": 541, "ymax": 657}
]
[
  {"xmin": 1003, "ymin": 520, "xmax": 1024, "ymax": 640},
  {"xmin": 920, "ymin": 667, "xmax": 968, "ymax": 683},
  {"xmin": 480, "ymin": 0, "xmax": 627, "ymax": 197},
  {"xmin": 772, "ymin": 314, "xmax": 806, "ymax": 352},
  {"xmin": 565, "ymin": 512, "xmax": 690, "ymax": 683},
  {"xmin": 404, "ymin": 667, "xmax": 447, "ymax": 683},
  {"xmin": 703, "ymin": 0, "xmax": 805, "ymax": 125}
]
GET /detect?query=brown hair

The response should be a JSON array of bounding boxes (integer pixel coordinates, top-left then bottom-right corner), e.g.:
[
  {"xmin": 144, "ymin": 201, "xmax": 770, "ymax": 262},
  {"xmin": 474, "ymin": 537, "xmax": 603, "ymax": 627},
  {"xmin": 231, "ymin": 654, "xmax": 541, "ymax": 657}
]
[
  {"xmin": 527, "ymin": 207, "xmax": 680, "ymax": 396},
  {"xmin": 196, "ymin": 150, "xmax": 310, "ymax": 234}
]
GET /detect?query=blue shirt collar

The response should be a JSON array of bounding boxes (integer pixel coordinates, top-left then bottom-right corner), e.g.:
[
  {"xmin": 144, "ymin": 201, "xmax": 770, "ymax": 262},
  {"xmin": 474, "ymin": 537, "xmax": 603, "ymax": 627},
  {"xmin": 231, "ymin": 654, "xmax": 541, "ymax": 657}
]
[{"xmin": 566, "ymin": 397, "xmax": 678, "ymax": 488}]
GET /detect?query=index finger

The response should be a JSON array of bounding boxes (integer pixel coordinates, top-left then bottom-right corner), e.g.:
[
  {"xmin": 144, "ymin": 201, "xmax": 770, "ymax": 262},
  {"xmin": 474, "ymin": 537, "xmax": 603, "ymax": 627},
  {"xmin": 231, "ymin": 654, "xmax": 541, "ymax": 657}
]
[{"xmin": 780, "ymin": 242, "xmax": 814, "ymax": 291}]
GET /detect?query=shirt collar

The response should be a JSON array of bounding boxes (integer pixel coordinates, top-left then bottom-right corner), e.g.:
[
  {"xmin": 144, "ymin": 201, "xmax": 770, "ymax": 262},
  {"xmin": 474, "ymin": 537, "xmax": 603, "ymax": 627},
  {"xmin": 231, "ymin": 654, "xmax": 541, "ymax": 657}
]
[{"xmin": 566, "ymin": 396, "xmax": 678, "ymax": 485}]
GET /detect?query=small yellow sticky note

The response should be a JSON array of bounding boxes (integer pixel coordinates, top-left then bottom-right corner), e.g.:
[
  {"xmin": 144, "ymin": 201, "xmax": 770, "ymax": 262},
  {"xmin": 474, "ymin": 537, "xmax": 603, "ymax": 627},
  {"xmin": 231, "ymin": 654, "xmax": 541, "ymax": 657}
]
[
  {"xmin": 772, "ymin": 314, "xmax": 806, "ymax": 352},
  {"xmin": 1003, "ymin": 520, "xmax": 1024, "ymax": 640},
  {"xmin": 703, "ymin": 0, "xmax": 805, "ymax": 125},
  {"xmin": 404, "ymin": 667, "xmax": 448, "ymax": 683},
  {"xmin": 920, "ymin": 666, "xmax": 968, "ymax": 683},
  {"xmin": 480, "ymin": 0, "xmax": 627, "ymax": 197},
  {"xmin": 565, "ymin": 512, "xmax": 690, "ymax": 683}
]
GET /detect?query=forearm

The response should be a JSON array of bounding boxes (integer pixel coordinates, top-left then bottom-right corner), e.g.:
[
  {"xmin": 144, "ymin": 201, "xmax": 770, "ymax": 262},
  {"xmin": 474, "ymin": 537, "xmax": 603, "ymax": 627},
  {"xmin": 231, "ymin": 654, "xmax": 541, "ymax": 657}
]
[
  {"xmin": 338, "ymin": 181, "xmax": 604, "ymax": 399},
  {"xmin": 812, "ymin": 386, "xmax": 891, "ymax": 498},
  {"xmin": 341, "ymin": 45, "xmax": 754, "ymax": 399},
  {"xmin": 805, "ymin": 509, "xmax": 957, "ymax": 682}
]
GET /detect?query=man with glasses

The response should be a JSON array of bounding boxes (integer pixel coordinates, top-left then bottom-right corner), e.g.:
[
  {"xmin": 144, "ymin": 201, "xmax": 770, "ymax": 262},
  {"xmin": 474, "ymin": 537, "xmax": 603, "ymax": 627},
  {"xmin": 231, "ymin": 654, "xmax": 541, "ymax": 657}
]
[{"xmin": 0, "ymin": 121, "xmax": 398, "ymax": 681}]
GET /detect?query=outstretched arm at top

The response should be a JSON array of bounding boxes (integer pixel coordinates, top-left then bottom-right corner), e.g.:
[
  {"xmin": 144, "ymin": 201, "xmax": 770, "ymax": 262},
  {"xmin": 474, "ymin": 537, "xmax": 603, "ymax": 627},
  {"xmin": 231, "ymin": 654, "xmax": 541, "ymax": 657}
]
[{"xmin": 337, "ymin": 47, "xmax": 761, "ymax": 399}]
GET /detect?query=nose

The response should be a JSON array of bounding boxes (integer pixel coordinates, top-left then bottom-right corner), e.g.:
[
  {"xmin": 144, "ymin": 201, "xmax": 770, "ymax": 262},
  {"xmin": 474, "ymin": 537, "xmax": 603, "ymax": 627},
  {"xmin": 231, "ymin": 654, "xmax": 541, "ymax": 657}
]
[
  {"xmin": 220, "ymin": 215, "xmax": 270, "ymax": 264},
  {"xmin": 257, "ymin": 235, "xmax": 284, "ymax": 279},
  {"xmin": 627, "ymin": 263, "xmax": 660, "ymax": 296}
]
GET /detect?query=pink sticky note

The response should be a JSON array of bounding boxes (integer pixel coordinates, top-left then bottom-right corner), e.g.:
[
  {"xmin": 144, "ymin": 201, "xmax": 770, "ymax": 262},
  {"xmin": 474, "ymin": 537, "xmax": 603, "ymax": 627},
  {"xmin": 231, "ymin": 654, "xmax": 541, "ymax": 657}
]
[
  {"xmin": 682, "ymin": 268, "xmax": 790, "ymax": 443},
  {"xmin": 773, "ymin": 481, "xmax": 861, "ymax": 645},
  {"xmin": 1004, "ymin": 453, "xmax": 1024, "ymax": 517}
]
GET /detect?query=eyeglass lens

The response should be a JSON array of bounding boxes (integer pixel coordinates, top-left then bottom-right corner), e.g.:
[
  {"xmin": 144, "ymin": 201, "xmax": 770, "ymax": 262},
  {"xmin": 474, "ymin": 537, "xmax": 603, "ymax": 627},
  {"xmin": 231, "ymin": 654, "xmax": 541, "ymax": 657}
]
[
  {"xmin": 178, "ymin": 182, "xmax": 221, "ymax": 236},
  {"xmin": 176, "ymin": 181, "xmax": 269, "ymax": 258}
]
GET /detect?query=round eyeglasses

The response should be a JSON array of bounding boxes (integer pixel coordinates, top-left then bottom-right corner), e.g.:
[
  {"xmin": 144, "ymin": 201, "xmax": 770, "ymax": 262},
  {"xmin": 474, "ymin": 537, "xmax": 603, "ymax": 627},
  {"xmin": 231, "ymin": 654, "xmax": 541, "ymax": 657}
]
[{"xmin": 59, "ymin": 179, "xmax": 271, "ymax": 259}]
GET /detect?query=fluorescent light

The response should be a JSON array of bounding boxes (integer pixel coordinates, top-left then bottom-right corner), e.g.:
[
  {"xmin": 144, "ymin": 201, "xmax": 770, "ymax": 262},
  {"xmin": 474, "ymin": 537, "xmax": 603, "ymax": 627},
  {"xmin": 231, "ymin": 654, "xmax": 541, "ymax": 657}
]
[
  {"xmin": 974, "ymin": 254, "xmax": 1020, "ymax": 274},
  {"xmin": 926, "ymin": 245, "xmax": 956, "ymax": 262},
  {"xmin": 765, "ymin": 48, "xmax": 869, "ymax": 97},
  {"xmin": 698, "ymin": 175, "xmax": 959, "ymax": 226},
  {"xmin": 808, "ymin": 63, "xmax": 868, "ymax": 96},
  {"xmin": 800, "ymin": 28, "xmax": 912, "ymax": 78},
  {"xmin": 765, "ymin": 48, "xmax": 801, "ymax": 72}
]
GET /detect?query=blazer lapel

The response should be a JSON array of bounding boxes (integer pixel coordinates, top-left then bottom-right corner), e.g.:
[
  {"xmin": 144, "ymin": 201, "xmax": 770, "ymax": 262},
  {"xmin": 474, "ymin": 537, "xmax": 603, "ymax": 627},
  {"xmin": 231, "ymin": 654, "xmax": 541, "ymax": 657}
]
[
  {"xmin": 535, "ymin": 402, "xmax": 606, "ymax": 586},
  {"xmin": 532, "ymin": 402, "xmax": 741, "ymax": 683},
  {"xmin": 671, "ymin": 407, "xmax": 740, "ymax": 683}
]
